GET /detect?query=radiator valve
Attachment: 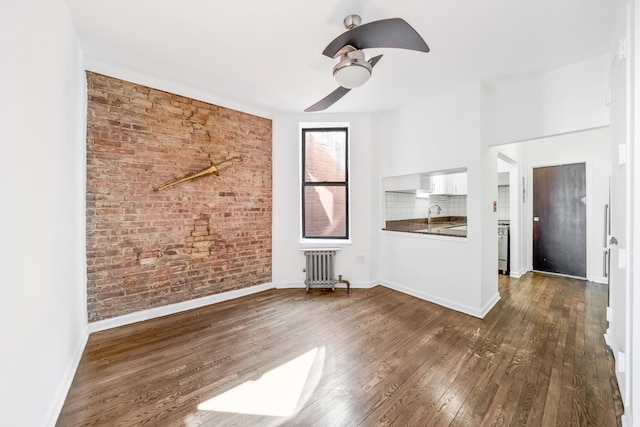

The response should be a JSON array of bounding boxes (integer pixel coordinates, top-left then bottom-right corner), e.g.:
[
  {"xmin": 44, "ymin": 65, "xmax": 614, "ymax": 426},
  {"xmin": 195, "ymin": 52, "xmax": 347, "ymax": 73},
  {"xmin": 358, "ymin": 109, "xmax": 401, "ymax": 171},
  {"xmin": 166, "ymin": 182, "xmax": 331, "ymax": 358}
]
[{"xmin": 338, "ymin": 274, "xmax": 351, "ymax": 293}]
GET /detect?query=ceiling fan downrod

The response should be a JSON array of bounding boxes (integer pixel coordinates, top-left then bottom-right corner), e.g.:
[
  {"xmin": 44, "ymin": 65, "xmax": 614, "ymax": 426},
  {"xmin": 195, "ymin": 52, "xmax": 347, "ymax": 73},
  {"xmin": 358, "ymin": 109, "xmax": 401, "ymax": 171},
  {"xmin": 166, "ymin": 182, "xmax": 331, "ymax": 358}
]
[{"xmin": 343, "ymin": 14, "xmax": 362, "ymax": 30}]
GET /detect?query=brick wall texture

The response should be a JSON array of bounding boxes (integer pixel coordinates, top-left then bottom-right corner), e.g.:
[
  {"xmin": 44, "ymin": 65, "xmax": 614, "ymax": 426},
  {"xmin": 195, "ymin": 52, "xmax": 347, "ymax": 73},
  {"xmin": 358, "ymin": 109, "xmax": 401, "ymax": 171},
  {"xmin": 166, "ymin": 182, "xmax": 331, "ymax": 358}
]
[{"xmin": 85, "ymin": 72, "xmax": 272, "ymax": 322}]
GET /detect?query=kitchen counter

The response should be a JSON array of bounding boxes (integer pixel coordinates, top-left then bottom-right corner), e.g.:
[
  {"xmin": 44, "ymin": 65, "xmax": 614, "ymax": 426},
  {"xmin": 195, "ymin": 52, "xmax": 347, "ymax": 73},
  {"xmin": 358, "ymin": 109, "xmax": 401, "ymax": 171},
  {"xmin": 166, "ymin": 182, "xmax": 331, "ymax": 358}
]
[{"xmin": 384, "ymin": 216, "xmax": 467, "ymax": 237}]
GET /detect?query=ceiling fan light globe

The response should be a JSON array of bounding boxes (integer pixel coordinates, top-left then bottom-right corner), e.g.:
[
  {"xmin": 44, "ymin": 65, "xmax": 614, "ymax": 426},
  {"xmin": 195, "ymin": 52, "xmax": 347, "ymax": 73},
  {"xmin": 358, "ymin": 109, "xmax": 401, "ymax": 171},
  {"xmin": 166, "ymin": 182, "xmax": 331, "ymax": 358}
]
[{"xmin": 333, "ymin": 59, "xmax": 372, "ymax": 88}]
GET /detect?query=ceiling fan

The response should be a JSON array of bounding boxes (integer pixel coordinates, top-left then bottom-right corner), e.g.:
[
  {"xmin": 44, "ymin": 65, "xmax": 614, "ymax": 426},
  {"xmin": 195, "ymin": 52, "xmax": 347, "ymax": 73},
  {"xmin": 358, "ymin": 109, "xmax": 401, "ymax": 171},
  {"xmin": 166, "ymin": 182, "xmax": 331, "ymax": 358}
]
[{"xmin": 305, "ymin": 14, "xmax": 430, "ymax": 112}]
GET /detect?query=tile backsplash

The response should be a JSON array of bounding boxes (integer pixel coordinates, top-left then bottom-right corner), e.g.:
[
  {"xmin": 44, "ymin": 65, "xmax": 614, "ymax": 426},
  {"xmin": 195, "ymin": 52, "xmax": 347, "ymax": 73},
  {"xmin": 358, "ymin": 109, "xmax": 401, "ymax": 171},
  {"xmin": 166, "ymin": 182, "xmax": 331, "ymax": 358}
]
[
  {"xmin": 429, "ymin": 195, "xmax": 467, "ymax": 217},
  {"xmin": 498, "ymin": 185, "xmax": 510, "ymax": 219},
  {"xmin": 385, "ymin": 192, "xmax": 467, "ymax": 221}
]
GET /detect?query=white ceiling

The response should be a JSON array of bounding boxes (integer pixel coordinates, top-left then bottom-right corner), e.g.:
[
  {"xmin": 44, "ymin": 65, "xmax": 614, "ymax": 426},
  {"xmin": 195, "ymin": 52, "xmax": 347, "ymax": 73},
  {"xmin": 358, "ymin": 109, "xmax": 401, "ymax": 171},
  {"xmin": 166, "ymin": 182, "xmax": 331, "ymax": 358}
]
[{"xmin": 66, "ymin": 0, "xmax": 621, "ymax": 115}]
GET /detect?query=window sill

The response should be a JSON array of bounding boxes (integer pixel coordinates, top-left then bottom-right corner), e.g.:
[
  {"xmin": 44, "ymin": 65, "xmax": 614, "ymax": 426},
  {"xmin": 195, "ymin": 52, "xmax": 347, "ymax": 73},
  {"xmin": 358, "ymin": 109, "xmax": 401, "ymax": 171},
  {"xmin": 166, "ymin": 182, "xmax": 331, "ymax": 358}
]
[{"xmin": 298, "ymin": 239, "xmax": 352, "ymax": 247}]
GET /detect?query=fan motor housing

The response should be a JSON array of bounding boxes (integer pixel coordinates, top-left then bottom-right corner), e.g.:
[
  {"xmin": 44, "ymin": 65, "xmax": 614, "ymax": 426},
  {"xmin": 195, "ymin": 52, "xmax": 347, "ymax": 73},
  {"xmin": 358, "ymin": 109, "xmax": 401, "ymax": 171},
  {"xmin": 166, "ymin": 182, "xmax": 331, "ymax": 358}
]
[{"xmin": 333, "ymin": 47, "xmax": 372, "ymax": 88}]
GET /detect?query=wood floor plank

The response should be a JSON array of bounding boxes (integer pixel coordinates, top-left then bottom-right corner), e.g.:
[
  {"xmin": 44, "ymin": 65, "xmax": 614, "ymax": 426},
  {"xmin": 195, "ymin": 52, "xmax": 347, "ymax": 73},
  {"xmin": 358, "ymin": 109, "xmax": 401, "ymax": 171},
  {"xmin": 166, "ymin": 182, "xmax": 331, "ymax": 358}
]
[
  {"xmin": 56, "ymin": 274, "xmax": 623, "ymax": 426},
  {"xmin": 523, "ymin": 276, "xmax": 567, "ymax": 426},
  {"xmin": 359, "ymin": 317, "xmax": 480, "ymax": 426},
  {"xmin": 477, "ymin": 275, "xmax": 551, "ymax": 426}
]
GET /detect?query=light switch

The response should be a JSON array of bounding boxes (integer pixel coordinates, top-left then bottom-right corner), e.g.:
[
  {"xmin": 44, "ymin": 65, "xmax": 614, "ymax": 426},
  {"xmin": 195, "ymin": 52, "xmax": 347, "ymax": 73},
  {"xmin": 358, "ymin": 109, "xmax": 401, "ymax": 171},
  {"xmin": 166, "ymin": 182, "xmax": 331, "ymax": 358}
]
[{"xmin": 619, "ymin": 248, "xmax": 626, "ymax": 269}]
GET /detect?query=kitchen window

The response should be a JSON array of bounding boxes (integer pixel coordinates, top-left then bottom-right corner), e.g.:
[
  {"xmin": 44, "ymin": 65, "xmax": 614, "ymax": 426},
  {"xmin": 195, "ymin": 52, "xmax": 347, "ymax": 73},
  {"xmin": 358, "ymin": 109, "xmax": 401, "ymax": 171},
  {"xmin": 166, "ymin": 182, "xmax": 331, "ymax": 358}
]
[{"xmin": 301, "ymin": 127, "xmax": 349, "ymax": 240}]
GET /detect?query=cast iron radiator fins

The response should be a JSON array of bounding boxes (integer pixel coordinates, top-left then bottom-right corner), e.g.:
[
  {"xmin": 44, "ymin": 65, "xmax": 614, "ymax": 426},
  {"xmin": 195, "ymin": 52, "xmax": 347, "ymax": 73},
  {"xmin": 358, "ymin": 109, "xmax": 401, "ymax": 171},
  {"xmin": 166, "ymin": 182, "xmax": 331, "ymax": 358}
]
[{"xmin": 303, "ymin": 250, "xmax": 350, "ymax": 293}]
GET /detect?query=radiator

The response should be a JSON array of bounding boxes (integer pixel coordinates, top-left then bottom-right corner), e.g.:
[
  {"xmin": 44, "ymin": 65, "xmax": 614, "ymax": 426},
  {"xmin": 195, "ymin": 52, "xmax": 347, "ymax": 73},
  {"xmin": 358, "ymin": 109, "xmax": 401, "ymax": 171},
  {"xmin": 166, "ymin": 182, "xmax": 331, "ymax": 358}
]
[{"xmin": 304, "ymin": 250, "xmax": 337, "ymax": 291}]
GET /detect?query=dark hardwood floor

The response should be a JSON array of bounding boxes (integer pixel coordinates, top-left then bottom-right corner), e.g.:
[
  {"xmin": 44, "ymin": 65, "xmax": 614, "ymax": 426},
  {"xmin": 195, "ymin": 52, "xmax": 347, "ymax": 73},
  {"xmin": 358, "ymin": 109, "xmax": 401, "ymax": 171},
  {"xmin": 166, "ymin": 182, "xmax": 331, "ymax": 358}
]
[{"xmin": 57, "ymin": 273, "xmax": 623, "ymax": 426}]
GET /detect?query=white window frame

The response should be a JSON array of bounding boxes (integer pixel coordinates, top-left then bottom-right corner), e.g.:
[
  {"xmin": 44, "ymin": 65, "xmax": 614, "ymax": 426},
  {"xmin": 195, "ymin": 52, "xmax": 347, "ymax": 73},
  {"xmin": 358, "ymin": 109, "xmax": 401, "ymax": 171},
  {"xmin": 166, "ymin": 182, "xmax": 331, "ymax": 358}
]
[{"xmin": 299, "ymin": 122, "xmax": 352, "ymax": 245}]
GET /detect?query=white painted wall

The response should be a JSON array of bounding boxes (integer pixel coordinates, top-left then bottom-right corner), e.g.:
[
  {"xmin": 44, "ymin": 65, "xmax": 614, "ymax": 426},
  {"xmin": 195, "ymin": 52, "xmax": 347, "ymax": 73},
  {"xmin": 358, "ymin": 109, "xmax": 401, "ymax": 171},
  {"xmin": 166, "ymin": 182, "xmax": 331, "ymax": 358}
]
[
  {"xmin": 481, "ymin": 148, "xmax": 500, "ymax": 312},
  {"xmin": 484, "ymin": 54, "xmax": 611, "ymax": 145},
  {"xmin": 519, "ymin": 128, "xmax": 611, "ymax": 284},
  {"xmin": 0, "ymin": 1, "xmax": 88, "ymax": 425},
  {"xmin": 608, "ymin": 0, "xmax": 634, "ymax": 421},
  {"xmin": 496, "ymin": 149, "xmax": 524, "ymax": 277},
  {"xmin": 374, "ymin": 83, "xmax": 499, "ymax": 317},
  {"xmin": 631, "ymin": 1, "xmax": 640, "ymax": 424},
  {"xmin": 272, "ymin": 113, "xmax": 377, "ymax": 289}
]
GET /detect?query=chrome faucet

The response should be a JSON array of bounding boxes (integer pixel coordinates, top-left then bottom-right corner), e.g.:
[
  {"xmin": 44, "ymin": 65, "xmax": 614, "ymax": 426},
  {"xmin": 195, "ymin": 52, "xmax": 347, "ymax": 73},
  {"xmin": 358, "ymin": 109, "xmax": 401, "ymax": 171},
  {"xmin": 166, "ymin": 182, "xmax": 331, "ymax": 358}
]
[{"xmin": 427, "ymin": 204, "xmax": 442, "ymax": 227}]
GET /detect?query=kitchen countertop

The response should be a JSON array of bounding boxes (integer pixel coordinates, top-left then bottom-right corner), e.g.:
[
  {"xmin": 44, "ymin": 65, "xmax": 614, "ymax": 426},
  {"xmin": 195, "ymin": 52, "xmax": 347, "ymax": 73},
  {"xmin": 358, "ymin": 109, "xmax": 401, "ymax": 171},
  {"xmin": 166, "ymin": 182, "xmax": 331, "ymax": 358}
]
[{"xmin": 384, "ymin": 216, "xmax": 467, "ymax": 237}]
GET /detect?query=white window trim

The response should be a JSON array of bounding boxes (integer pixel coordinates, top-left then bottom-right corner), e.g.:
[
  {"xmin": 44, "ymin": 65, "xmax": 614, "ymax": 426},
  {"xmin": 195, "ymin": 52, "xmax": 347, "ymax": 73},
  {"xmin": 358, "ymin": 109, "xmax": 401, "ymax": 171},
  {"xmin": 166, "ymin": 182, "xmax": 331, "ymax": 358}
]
[{"xmin": 299, "ymin": 122, "xmax": 352, "ymax": 245}]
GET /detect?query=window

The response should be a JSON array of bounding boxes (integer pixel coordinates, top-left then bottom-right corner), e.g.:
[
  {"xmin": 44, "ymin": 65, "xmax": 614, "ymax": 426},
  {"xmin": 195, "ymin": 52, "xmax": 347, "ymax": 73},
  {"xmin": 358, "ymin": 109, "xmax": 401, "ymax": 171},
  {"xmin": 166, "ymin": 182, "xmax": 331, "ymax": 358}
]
[{"xmin": 301, "ymin": 127, "xmax": 349, "ymax": 239}]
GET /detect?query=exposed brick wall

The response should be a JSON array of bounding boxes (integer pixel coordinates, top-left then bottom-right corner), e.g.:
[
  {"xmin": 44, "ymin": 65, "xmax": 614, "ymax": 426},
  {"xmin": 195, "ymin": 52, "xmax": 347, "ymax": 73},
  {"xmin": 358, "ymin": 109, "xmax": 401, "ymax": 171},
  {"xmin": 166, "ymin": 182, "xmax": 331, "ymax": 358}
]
[{"xmin": 86, "ymin": 72, "xmax": 272, "ymax": 322}]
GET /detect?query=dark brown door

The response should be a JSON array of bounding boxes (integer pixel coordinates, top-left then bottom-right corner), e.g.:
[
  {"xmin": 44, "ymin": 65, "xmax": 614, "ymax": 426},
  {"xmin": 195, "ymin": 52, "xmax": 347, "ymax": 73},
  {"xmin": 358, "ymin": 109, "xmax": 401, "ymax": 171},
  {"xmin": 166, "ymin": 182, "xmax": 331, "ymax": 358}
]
[{"xmin": 532, "ymin": 163, "xmax": 586, "ymax": 278}]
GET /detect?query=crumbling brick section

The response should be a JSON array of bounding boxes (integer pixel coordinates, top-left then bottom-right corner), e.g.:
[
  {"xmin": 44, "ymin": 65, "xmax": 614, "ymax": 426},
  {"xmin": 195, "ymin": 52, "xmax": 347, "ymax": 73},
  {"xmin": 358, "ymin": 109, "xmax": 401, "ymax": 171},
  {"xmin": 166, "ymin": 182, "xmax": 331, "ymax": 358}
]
[
  {"xmin": 85, "ymin": 72, "xmax": 272, "ymax": 322},
  {"xmin": 185, "ymin": 215, "xmax": 217, "ymax": 258}
]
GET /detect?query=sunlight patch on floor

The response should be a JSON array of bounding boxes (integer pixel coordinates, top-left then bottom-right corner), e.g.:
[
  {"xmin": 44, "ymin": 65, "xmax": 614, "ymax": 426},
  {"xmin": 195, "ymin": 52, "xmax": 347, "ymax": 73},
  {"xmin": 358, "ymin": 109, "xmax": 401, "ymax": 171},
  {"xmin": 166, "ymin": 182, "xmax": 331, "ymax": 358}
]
[{"xmin": 197, "ymin": 347, "xmax": 324, "ymax": 417}]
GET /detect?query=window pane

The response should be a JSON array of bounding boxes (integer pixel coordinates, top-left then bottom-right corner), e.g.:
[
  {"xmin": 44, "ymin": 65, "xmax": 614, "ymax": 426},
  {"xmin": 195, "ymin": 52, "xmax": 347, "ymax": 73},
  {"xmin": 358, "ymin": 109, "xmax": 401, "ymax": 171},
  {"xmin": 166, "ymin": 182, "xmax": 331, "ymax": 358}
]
[
  {"xmin": 304, "ymin": 130, "xmax": 346, "ymax": 182},
  {"xmin": 304, "ymin": 186, "xmax": 347, "ymax": 238}
]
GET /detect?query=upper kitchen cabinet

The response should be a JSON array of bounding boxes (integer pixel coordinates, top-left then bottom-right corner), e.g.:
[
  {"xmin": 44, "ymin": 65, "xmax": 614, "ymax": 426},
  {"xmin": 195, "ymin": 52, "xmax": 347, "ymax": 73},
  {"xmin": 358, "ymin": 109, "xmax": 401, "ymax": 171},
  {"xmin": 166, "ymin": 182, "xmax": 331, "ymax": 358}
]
[
  {"xmin": 381, "ymin": 168, "xmax": 468, "ymax": 196},
  {"xmin": 383, "ymin": 173, "xmax": 421, "ymax": 192},
  {"xmin": 428, "ymin": 171, "xmax": 467, "ymax": 195},
  {"xmin": 452, "ymin": 173, "xmax": 467, "ymax": 194}
]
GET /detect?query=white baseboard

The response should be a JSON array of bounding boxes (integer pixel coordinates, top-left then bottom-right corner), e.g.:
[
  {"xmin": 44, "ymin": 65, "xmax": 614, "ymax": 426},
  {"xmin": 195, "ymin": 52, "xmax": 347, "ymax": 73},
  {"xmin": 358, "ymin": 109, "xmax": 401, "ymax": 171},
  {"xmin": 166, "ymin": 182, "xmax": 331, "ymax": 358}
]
[
  {"xmin": 47, "ymin": 328, "xmax": 88, "ymax": 427},
  {"xmin": 509, "ymin": 270, "xmax": 525, "ymax": 279},
  {"xmin": 379, "ymin": 280, "xmax": 492, "ymax": 318},
  {"xmin": 88, "ymin": 282, "xmax": 275, "ymax": 333},
  {"xmin": 480, "ymin": 293, "xmax": 501, "ymax": 317},
  {"xmin": 621, "ymin": 414, "xmax": 629, "ymax": 427},
  {"xmin": 509, "ymin": 269, "xmax": 607, "ymax": 284}
]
